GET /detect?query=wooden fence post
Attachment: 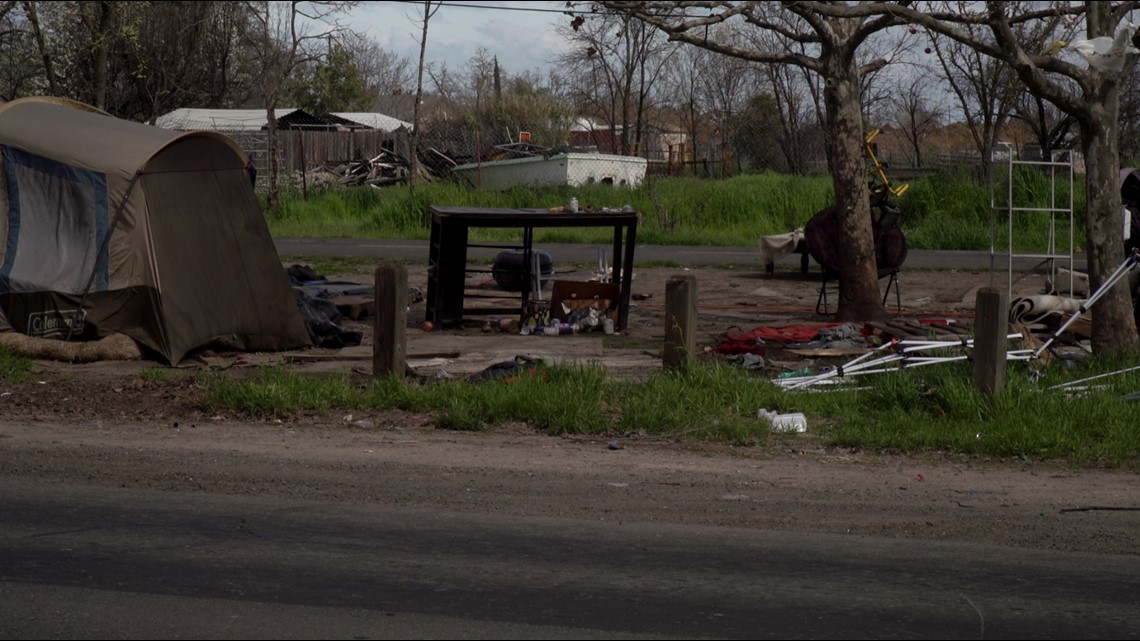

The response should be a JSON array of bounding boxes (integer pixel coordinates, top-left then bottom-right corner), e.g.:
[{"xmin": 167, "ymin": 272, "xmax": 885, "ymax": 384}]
[
  {"xmin": 972, "ymin": 287, "xmax": 1009, "ymax": 396},
  {"xmin": 663, "ymin": 275, "xmax": 698, "ymax": 371},
  {"xmin": 374, "ymin": 265, "xmax": 407, "ymax": 378}
]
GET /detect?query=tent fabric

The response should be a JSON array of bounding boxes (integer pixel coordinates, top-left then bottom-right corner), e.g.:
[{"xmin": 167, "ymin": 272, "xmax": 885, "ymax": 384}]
[{"xmin": 0, "ymin": 97, "xmax": 311, "ymax": 364}]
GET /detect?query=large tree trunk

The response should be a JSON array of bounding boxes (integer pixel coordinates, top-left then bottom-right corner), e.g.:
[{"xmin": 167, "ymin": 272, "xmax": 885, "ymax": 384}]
[
  {"xmin": 1081, "ymin": 86, "xmax": 1140, "ymax": 354},
  {"xmin": 824, "ymin": 58, "xmax": 886, "ymax": 322}
]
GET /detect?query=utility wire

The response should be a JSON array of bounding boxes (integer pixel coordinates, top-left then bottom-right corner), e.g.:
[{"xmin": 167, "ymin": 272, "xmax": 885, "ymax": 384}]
[{"xmin": 391, "ymin": 1, "xmax": 599, "ymax": 16}]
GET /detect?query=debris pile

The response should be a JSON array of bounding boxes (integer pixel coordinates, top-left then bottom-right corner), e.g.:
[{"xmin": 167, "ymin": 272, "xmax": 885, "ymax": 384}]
[{"xmin": 302, "ymin": 147, "xmax": 462, "ymax": 188}]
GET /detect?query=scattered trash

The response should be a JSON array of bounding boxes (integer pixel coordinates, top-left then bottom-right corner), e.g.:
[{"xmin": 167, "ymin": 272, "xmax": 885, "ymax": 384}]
[
  {"xmin": 776, "ymin": 334, "xmax": 1032, "ymax": 391},
  {"xmin": 302, "ymin": 147, "xmax": 453, "ymax": 188},
  {"xmin": 1048, "ymin": 363, "xmax": 1140, "ymax": 392},
  {"xmin": 608, "ymin": 441, "xmax": 622, "ymax": 450},
  {"xmin": 915, "ymin": 473, "xmax": 925, "ymax": 482},
  {"xmin": 1010, "ymin": 294, "xmax": 1084, "ymax": 326},
  {"xmin": 1030, "ymin": 248, "xmax": 1140, "ymax": 361},
  {"xmin": 467, "ymin": 355, "xmax": 544, "ymax": 383},
  {"xmin": 758, "ymin": 408, "xmax": 808, "ymax": 433},
  {"xmin": 727, "ymin": 353, "xmax": 765, "ymax": 371},
  {"xmin": 1066, "ymin": 21, "xmax": 1139, "ymax": 74},
  {"xmin": 714, "ymin": 323, "xmax": 848, "ymax": 355},
  {"xmin": 289, "ymin": 265, "xmax": 364, "ymax": 348}
]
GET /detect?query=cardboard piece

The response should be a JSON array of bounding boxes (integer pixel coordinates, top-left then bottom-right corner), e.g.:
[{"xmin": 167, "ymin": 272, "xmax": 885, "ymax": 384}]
[{"xmin": 549, "ymin": 280, "xmax": 621, "ymax": 321}]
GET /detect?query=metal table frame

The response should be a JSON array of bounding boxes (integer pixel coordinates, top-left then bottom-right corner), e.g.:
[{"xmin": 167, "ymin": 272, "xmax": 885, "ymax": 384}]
[{"xmin": 425, "ymin": 206, "xmax": 639, "ymax": 330}]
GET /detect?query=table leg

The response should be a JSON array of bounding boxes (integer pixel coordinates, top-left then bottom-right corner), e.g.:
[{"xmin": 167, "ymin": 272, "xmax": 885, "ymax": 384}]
[
  {"xmin": 425, "ymin": 220, "xmax": 441, "ymax": 323},
  {"xmin": 521, "ymin": 226, "xmax": 534, "ymax": 318},
  {"xmin": 434, "ymin": 222, "xmax": 469, "ymax": 328},
  {"xmin": 617, "ymin": 220, "xmax": 637, "ymax": 331}
]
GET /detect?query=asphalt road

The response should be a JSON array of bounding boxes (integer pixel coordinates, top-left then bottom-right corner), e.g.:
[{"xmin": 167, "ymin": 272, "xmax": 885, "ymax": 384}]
[
  {"xmin": 3, "ymin": 479, "xmax": 1138, "ymax": 640},
  {"xmin": 274, "ymin": 237, "xmax": 1087, "ymax": 273}
]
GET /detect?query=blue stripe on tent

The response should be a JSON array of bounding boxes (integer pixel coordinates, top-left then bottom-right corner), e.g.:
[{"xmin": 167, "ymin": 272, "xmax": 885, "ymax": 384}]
[
  {"xmin": 0, "ymin": 146, "xmax": 110, "ymax": 293},
  {"xmin": 0, "ymin": 147, "xmax": 19, "ymax": 294}
]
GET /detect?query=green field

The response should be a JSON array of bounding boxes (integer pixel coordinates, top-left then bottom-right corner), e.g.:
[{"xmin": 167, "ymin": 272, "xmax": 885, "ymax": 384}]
[{"xmin": 266, "ymin": 168, "xmax": 1086, "ymax": 253}]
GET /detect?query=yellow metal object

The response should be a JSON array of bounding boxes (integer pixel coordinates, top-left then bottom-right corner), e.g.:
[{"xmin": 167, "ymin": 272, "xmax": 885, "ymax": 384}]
[{"xmin": 864, "ymin": 128, "xmax": 908, "ymax": 198}]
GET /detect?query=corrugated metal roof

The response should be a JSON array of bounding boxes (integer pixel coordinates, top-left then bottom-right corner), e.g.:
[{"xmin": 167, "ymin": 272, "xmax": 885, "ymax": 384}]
[
  {"xmin": 154, "ymin": 108, "xmax": 298, "ymax": 131},
  {"xmin": 156, "ymin": 108, "xmax": 411, "ymax": 133},
  {"xmin": 331, "ymin": 112, "xmax": 411, "ymax": 132}
]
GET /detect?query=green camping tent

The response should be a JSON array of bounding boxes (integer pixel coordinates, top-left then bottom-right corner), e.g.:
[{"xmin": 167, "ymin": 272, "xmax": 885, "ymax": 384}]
[{"xmin": 0, "ymin": 97, "xmax": 310, "ymax": 364}]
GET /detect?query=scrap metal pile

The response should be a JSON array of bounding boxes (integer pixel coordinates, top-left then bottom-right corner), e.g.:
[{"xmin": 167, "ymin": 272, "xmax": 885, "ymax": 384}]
[{"xmin": 303, "ymin": 147, "xmax": 461, "ymax": 188}]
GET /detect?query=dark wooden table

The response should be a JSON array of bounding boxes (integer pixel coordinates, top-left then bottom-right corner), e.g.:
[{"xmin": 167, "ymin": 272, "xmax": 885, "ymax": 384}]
[{"xmin": 425, "ymin": 206, "xmax": 639, "ymax": 329}]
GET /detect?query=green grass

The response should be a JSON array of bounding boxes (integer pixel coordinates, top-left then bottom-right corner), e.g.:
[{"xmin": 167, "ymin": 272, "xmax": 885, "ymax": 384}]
[
  {"xmin": 139, "ymin": 366, "xmax": 173, "ymax": 382},
  {"xmin": 201, "ymin": 368, "xmax": 362, "ymax": 417},
  {"xmin": 613, "ymin": 363, "xmax": 787, "ymax": 445},
  {"xmin": 825, "ymin": 360, "xmax": 1140, "ymax": 465},
  {"xmin": 199, "ymin": 357, "xmax": 1140, "ymax": 467},
  {"xmin": 283, "ymin": 255, "xmax": 409, "ymax": 277},
  {"xmin": 0, "ymin": 346, "xmax": 32, "ymax": 382},
  {"xmin": 902, "ymin": 167, "xmax": 1086, "ymax": 252},
  {"xmin": 266, "ymin": 169, "xmax": 1087, "ymax": 252}
]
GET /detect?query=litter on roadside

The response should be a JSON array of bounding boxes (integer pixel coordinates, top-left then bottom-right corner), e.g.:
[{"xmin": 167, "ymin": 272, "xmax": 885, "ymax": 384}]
[{"xmin": 775, "ymin": 334, "xmax": 1031, "ymax": 391}]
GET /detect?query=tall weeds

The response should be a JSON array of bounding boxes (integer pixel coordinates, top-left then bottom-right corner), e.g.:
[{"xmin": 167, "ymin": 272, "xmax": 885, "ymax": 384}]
[{"xmin": 267, "ymin": 169, "xmax": 1088, "ymax": 252}]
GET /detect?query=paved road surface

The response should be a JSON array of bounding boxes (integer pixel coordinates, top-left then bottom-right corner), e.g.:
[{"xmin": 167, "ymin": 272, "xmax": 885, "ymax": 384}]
[{"xmin": 3, "ymin": 479, "xmax": 1138, "ymax": 640}]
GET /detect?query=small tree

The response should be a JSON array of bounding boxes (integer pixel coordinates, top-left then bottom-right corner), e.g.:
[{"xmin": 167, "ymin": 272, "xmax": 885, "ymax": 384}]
[
  {"xmin": 729, "ymin": 92, "xmax": 788, "ymax": 172},
  {"xmin": 286, "ymin": 42, "xmax": 371, "ymax": 113},
  {"xmin": 339, "ymin": 30, "xmax": 414, "ymax": 99},
  {"xmin": 240, "ymin": 0, "xmax": 356, "ymax": 214},
  {"xmin": 923, "ymin": 0, "xmax": 1075, "ymax": 181},
  {"xmin": 892, "ymin": 74, "xmax": 944, "ymax": 168},
  {"xmin": 1011, "ymin": 91, "xmax": 1076, "ymax": 160},
  {"xmin": 554, "ymin": 8, "xmax": 674, "ymax": 157},
  {"xmin": 408, "ymin": 0, "xmax": 442, "ymax": 191}
]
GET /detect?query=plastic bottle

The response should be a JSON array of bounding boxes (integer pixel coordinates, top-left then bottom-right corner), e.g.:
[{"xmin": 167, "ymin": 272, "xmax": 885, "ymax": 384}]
[{"xmin": 758, "ymin": 408, "xmax": 808, "ymax": 433}]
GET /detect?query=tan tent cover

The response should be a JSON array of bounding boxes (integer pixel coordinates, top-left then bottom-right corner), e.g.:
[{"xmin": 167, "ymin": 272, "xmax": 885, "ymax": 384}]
[{"xmin": 0, "ymin": 97, "xmax": 310, "ymax": 363}]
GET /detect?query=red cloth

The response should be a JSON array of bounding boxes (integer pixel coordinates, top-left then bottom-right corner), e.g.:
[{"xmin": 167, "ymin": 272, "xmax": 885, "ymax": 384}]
[{"xmin": 714, "ymin": 323, "xmax": 846, "ymax": 354}]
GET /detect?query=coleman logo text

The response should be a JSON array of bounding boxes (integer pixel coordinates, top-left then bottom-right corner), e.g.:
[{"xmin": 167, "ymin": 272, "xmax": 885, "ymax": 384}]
[{"xmin": 28, "ymin": 310, "xmax": 86, "ymax": 337}]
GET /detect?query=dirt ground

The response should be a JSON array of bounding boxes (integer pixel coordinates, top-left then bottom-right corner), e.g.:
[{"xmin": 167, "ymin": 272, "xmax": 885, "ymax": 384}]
[{"xmin": 3, "ymin": 261, "xmax": 1138, "ymax": 557}]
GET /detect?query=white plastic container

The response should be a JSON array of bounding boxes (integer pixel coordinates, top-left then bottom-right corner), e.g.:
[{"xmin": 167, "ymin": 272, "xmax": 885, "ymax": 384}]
[{"xmin": 758, "ymin": 409, "xmax": 808, "ymax": 433}]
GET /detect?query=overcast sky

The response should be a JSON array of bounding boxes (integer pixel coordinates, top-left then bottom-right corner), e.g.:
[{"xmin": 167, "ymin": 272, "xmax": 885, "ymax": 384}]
[{"xmin": 347, "ymin": 1, "xmax": 573, "ymax": 76}]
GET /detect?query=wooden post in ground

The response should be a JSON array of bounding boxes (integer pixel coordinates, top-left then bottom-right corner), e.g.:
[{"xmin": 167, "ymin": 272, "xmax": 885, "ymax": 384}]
[
  {"xmin": 374, "ymin": 265, "xmax": 407, "ymax": 378},
  {"xmin": 663, "ymin": 275, "xmax": 697, "ymax": 371},
  {"xmin": 972, "ymin": 287, "xmax": 1009, "ymax": 396}
]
